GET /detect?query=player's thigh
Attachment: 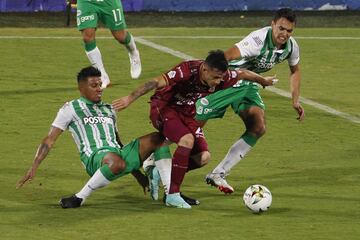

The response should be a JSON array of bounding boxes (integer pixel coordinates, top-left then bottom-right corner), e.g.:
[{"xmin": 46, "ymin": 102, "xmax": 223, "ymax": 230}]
[
  {"xmin": 118, "ymin": 139, "xmax": 142, "ymax": 175},
  {"xmin": 84, "ymin": 147, "xmax": 121, "ymax": 176},
  {"xmin": 162, "ymin": 109, "xmax": 192, "ymax": 143},
  {"xmin": 196, "ymin": 87, "xmax": 244, "ymax": 121},
  {"xmin": 231, "ymin": 87, "xmax": 265, "ymax": 116},
  {"xmin": 99, "ymin": 0, "xmax": 127, "ymax": 30},
  {"xmin": 76, "ymin": 1, "xmax": 98, "ymax": 30},
  {"xmin": 137, "ymin": 132, "xmax": 165, "ymax": 161},
  {"xmin": 239, "ymin": 106, "xmax": 266, "ymax": 131}
]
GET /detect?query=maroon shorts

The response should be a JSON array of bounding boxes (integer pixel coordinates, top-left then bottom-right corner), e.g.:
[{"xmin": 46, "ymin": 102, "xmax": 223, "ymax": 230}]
[{"xmin": 150, "ymin": 102, "xmax": 208, "ymax": 155}]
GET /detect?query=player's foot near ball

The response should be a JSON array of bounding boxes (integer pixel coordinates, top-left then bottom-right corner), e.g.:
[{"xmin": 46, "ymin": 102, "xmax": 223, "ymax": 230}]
[
  {"xmin": 165, "ymin": 193, "xmax": 191, "ymax": 209},
  {"xmin": 205, "ymin": 173, "xmax": 234, "ymax": 194},
  {"xmin": 128, "ymin": 49, "xmax": 142, "ymax": 79},
  {"xmin": 59, "ymin": 195, "xmax": 84, "ymax": 208},
  {"xmin": 145, "ymin": 165, "xmax": 161, "ymax": 201}
]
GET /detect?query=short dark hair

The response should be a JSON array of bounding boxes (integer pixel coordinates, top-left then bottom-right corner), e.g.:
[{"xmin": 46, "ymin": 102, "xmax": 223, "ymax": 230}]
[
  {"xmin": 205, "ymin": 50, "xmax": 228, "ymax": 72},
  {"xmin": 274, "ymin": 8, "xmax": 296, "ymax": 24},
  {"xmin": 77, "ymin": 66, "xmax": 101, "ymax": 83}
]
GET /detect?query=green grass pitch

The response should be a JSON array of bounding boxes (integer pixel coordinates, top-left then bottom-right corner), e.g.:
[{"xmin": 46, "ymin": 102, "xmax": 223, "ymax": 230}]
[{"xmin": 0, "ymin": 27, "xmax": 359, "ymax": 240}]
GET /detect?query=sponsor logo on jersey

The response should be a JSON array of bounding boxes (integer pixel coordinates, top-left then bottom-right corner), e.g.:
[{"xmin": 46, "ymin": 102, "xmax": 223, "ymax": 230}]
[
  {"xmin": 77, "ymin": 10, "xmax": 82, "ymax": 17},
  {"xmin": 79, "ymin": 14, "xmax": 95, "ymax": 23},
  {"xmin": 252, "ymin": 36, "xmax": 263, "ymax": 46},
  {"xmin": 196, "ymin": 105, "xmax": 203, "ymax": 115},
  {"xmin": 83, "ymin": 116, "xmax": 113, "ymax": 125},
  {"xmin": 167, "ymin": 70, "xmax": 176, "ymax": 79}
]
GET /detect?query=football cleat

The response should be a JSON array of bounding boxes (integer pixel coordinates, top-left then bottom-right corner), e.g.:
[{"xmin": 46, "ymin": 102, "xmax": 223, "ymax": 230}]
[
  {"xmin": 145, "ymin": 165, "xmax": 161, "ymax": 201},
  {"xmin": 59, "ymin": 195, "xmax": 84, "ymax": 208},
  {"xmin": 100, "ymin": 70, "xmax": 111, "ymax": 89},
  {"xmin": 128, "ymin": 49, "xmax": 142, "ymax": 79},
  {"xmin": 205, "ymin": 173, "xmax": 234, "ymax": 194},
  {"xmin": 165, "ymin": 193, "xmax": 191, "ymax": 209},
  {"xmin": 163, "ymin": 192, "xmax": 200, "ymax": 206}
]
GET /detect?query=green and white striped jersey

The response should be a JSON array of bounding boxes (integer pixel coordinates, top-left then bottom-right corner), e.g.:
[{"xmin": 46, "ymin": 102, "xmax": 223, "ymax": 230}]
[
  {"xmin": 230, "ymin": 26, "xmax": 300, "ymax": 74},
  {"xmin": 52, "ymin": 97, "xmax": 121, "ymax": 158}
]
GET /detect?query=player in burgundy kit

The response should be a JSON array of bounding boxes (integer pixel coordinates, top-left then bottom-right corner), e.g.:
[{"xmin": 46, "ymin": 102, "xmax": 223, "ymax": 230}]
[{"xmin": 113, "ymin": 50, "xmax": 276, "ymax": 208}]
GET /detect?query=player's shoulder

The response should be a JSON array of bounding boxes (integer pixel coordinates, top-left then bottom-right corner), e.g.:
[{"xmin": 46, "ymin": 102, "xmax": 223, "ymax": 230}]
[
  {"xmin": 289, "ymin": 36, "xmax": 299, "ymax": 48},
  {"xmin": 247, "ymin": 26, "xmax": 270, "ymax": 40}
]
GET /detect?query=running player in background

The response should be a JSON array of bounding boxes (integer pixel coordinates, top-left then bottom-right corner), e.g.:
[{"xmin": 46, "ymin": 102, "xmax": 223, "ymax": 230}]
[
  {"xmin": 113, "ymin": 50, "xmax": 277, "ymax": 208},
  {"xmin": 77, "ymin": 0, "xmax": 141, "ymax": 88},
  {"xmin": 17, "ymin": 67, "xmax": 163, "ymax": 208},
  {"xmin": 197, "ymin": 8, "xmax": 304, "ymax": 194}
]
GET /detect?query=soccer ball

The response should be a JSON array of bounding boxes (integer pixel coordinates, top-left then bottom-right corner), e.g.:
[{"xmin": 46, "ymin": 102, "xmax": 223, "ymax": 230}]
[{"xmin": 243, "ymin": 184, "xmax": 272, "ymax": 213}]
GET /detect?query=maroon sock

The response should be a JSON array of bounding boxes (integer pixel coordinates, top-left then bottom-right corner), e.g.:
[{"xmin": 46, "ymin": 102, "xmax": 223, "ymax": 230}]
[{"xmin": 169, "ymin": 146, "xmax": 192, "ymax": 194}]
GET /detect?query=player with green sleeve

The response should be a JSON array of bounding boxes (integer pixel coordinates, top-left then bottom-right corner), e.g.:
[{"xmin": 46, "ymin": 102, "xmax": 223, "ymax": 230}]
[
  {"xmin": 77, "ymin": 0, "xmax": 141, "ymax": 88},
  {"xmin": 17, "ymin": 67, "xmax": 164, "ymax": 208},
  {"xmin": 197, "ymin": 8, "xmax": 305, "ymax": 193}
]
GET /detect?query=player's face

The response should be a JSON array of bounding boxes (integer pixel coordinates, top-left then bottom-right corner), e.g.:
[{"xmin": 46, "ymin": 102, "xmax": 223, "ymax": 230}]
[
  {"xmin": 202, "ymin": 66, "xmax": 225, "ymax": 88},
  {"xmin": 81, "ymin": 76, "xmax": 103, "ymax": 103},
  {"xmin": 271, "ymin": 17, "xmax": 295, "ymax": 47}
]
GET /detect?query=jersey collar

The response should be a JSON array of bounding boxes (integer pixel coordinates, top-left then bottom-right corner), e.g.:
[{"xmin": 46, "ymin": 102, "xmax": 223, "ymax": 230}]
[{"xmin": 79, "ymin": 96, "xmax": 103, "ymax": 105}]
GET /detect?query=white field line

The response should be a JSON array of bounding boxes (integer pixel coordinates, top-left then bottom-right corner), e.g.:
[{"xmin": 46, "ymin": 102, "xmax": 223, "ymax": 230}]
[
  {"xmin": 136, "ymin": 37, "xmax": 360, "ymax": 124},
  {"xmin": 1, "ymin": 35, "xmax": 360, "ymax": 40}
]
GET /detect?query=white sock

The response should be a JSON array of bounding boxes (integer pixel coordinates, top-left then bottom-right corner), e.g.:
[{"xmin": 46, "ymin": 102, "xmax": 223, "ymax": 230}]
[
  {"xmin": 85, "ymin": 47, "xmax": 109, "ymax": 79},
  {"xmin": 213, "ymin": 138, "xmax": 252, "ymax": 175},
  {"xmin": 125, "ymin": 34, "xmax": 137, "ymax": 53},
  {"xmin": 154, "ymin": 158, "xmax": 172, "ymax": 195},
  {"xmin": 75, "ymin": 169, "xmax": 111, "ymax": 200}
]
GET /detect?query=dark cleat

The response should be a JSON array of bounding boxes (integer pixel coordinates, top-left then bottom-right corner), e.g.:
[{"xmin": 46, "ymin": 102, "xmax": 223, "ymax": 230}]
[{"xmin": 59, "ymin": 195, "xmax": 84, "ymax": 209}]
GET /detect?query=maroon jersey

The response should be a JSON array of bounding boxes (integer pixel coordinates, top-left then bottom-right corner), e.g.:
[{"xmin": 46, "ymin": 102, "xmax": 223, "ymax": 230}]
[{"xmin": 150, "ymin": 60, "xmax": 239, "ymax": 118}]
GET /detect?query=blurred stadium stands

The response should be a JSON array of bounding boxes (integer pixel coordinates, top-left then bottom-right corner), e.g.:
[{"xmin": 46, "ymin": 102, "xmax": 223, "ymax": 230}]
[{"xmin": 1, "ymin": 0, "xmax": 360, "ymax": 12}]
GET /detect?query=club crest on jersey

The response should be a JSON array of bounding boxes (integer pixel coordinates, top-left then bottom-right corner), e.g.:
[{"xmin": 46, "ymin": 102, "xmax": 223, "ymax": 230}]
[
  {"xmin": 83, "ymin": 116, "xmax": 112, "ymax": 125},
  {"xmin": 167, "ymin": 71, "xmax": 176, "ymax": 79},
  {"xmin": 200, "ymin": 98, "xmax": 209, "ymax": 106}
]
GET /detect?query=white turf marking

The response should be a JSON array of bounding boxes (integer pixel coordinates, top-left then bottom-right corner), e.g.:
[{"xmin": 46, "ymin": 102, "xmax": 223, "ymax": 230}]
[
  {"xmin": 1, "ymin": 35, "xmax": 360, "ymax": 40},
  {"xmin": 136, "ymin": 37, "xmax": 360, "ymax": 124}
]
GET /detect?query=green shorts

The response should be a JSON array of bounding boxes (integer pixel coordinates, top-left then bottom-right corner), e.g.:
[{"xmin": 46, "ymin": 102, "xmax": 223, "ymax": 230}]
[
  {"xmin": 195, "ymin": 81, "xmax": 265, "ymax": 121},
  {"xmin": 77, "ymin": 0, "xmax": 127, "ymax": 31},
  {"xmin": 81, "ymin": 139, "xmax": 141, "ymax": 178}
]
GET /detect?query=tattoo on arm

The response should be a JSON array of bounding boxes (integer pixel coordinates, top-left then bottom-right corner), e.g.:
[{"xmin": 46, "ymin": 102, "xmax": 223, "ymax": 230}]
[
  {"xmin": 34, "ymin": 143, "xmax": 50, "ymax": 165},
  {"xmin": 130, "ymin": 80, "xmax": 158, "ymax": 100}
]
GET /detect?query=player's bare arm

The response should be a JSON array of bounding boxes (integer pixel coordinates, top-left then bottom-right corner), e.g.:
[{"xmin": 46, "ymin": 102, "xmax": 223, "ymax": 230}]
[
  {"xmin": 224, "ymin": 45, "xmax": 241, "ymax": 61},
  {"xmin": 289, "ymin": 64, "xmax": 305, "ymax": 121},
  {"xmin": 237, "ymin": 69, "xmax": 278, "ymax": 88},
  {"xmin": 112, "ymin": 75, "xmax": 167, "ymax": 111},
  {"xmin": 16, "ymin": 127, "xmax": 63, "ymax": 188}
]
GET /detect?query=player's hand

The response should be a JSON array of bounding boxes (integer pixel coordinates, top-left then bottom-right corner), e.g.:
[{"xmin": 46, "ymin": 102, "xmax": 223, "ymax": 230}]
[
  {"xmin": 293, "ymin": 102, "xmax": 305, "ymax": 121},
  {"xmin": 112, "ymin": 96, "xmax": 132, "ymax": 112},
  {"xmin": 16, "ymin": 167, "xmax": 36, "ymax": 189},
  {"xmin": 261, "ymin": 75, "xmax": 278, "ymax": 88}
]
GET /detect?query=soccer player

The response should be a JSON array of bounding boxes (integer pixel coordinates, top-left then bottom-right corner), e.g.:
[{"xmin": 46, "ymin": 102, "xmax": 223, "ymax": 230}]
[
  {"xmin": 197, "ymin": 8, "xmax": 304, "ymax": 194},
  {"xmin": 17, "ymin": 66, "xmax": 164, "ymax": 208},
  {"xmin": 77, "ymin": 0, "xmax": 141, "ymax": 88},
  {"xmin": 112, "ymin": 50, "xmax": 277, "ymax": 208}
]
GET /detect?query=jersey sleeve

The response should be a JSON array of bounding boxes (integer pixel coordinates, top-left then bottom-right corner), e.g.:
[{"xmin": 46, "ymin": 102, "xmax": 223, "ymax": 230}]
[
  {"xmin": 162, "ymin": 61, "xmax": 190, "ymax": 86},
  {"xmin": 221, "ymin": 70, "xmax": 239, "ymax": 89},
  {"xmin": 288, "ymin": 38, "xmax": 300, "ymax": 66},
  {"xmin": 51, "ymin": 102, "xmax": 73, "ymax": 131},
  {"xmin": 234, "ymin": 28, "xmax": 266, "ymax": 58}
]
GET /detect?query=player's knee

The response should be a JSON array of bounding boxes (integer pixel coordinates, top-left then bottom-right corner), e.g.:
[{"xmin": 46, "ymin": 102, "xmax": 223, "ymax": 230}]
[
  {"xmin": 252, "ymin": 124, "xmax": 266, "ymax": 138},
  {"xmin": 200, "ymin": 151, "xmax": 211, "ymax": 166},
  {"xmin": 178, "ymin": 133, "xmax": 195, "ymax": 148},
  {"xmin": 113, "ymin": 30, "xmax": 127, "ymax": 43},
  {"xmin": 103, "ymin": 153, "xmax": 126, "ymax": 175}
]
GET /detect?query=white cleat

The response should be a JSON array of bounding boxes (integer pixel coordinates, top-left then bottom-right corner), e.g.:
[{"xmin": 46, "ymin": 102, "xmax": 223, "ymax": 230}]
[
  {"xmin": 205, "ymin": 173, "xmax": 234, "ymax": 194},
  {"xmin": 101, "ymin": 71, "xmax": 111, "ymax": 89},
  {"xmin": 128, "ymin": 50, "xmax": 142, "ymax": 79}
]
